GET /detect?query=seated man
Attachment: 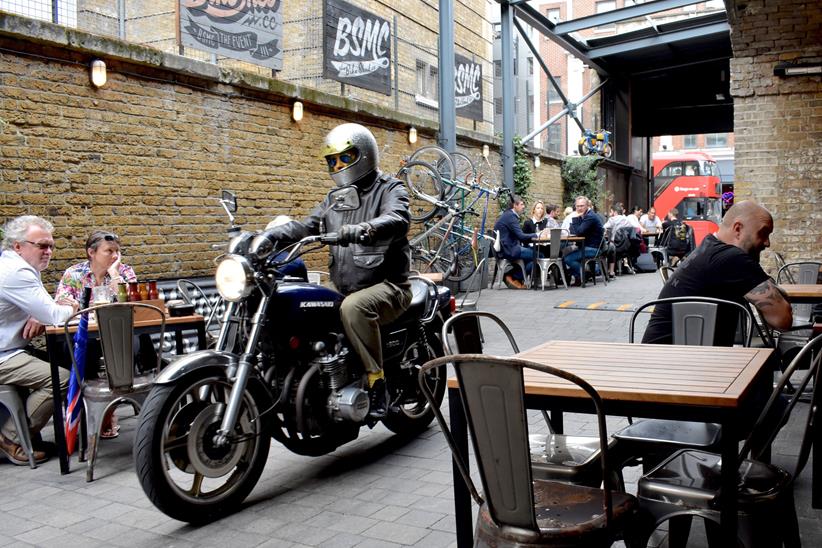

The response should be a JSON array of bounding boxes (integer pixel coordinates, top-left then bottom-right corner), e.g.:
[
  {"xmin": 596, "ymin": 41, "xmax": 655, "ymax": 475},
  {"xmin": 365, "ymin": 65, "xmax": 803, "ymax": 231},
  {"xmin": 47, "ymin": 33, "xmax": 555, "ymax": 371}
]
[
  {"xmin": 660, "ymin": 209, "xmax": 694, "ymax": 266},
  {"xmin": 563, "ymin": 195, "xmax": 604, "ymax": 285},
  {"xmin": 0, "ymin": 215, "xmax": 76, "ymax": 465},
  {"xmin": 493, "ymin": 194, "xmax": 538, "ymax": 289},
  {"xmin": 643, "ymin": 201, "xmax": 792, "ymax": 346}
]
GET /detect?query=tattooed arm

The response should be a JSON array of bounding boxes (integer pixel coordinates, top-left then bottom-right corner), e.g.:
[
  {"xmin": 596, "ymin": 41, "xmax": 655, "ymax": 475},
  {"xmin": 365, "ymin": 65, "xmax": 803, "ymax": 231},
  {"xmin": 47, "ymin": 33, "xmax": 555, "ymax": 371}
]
[{"xmin": 745, "ymin": 279, "xmax": 793, "ymax": 331}]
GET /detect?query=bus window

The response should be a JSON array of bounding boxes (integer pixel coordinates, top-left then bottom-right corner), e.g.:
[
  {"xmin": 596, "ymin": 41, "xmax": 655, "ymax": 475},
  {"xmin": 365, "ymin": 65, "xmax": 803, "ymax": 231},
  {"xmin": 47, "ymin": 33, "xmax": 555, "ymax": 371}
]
[
  {"xmin": 681, "ymin": 197, "xmax": 722, "ymax": 222},
  {"xmin": 658, "ymin": 162, "xmax": 682, "ymax": 177},
  {"xmin": 701, "ymin": 161, "xmax": 717, "ymax": 176},
  {"xmin": 683, "ymin": 161, "xmax": 699, "ymax": 176}
]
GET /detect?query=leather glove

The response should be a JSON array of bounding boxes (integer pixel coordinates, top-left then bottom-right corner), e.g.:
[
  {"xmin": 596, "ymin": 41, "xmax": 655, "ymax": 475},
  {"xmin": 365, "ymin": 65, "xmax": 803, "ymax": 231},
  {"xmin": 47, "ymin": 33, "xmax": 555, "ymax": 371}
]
[{"xmin": 338, "ymin": 223, "xmax": 372, "ymax": 246}]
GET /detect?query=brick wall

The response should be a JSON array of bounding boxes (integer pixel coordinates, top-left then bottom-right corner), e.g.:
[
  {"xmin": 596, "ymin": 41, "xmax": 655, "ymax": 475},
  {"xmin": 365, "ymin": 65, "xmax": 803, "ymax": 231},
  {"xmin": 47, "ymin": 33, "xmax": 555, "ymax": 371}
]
[
  {"xmin": 728, "ymin": 0, "xmax": 822, "ymax": 266},
  {"xmin": 0, "ymin": 16, "xmax": 562, "ymax": 288}
]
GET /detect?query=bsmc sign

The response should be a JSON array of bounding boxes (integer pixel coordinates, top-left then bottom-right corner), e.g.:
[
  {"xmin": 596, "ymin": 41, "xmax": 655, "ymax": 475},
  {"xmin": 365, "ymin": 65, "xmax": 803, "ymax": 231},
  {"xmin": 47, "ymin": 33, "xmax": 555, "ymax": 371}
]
[
  {"xmin": 323, "ymin": 0, "xmax": 391, "ymax": 95},
  {"xmin": 455, "ymin": 53, "xmax": 483, "ymax": 121}
]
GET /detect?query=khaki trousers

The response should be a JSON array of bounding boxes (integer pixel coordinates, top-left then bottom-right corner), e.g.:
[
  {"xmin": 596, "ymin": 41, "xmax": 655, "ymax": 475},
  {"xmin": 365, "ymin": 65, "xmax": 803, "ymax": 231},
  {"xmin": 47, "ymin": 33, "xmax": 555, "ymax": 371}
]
[
  {"xmin": 0, "ymin": 352, "xmax": 69, "ymax": 443},
  {"xmin": 339, "ymin": 281, "xmax": 412, "ymax": 374}
]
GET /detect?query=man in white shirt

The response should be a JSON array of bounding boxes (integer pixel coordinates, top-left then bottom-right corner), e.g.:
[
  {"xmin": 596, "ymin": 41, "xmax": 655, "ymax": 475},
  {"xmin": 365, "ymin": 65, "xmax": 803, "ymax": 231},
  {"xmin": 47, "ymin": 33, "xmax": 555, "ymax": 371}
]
[
  {"xmin": 0, "ymin": 215, "xmax": 76, "ymax": 465},
  {"xmin": 639, "ymin": 207, "xmax": 664, "ymax": 233}
]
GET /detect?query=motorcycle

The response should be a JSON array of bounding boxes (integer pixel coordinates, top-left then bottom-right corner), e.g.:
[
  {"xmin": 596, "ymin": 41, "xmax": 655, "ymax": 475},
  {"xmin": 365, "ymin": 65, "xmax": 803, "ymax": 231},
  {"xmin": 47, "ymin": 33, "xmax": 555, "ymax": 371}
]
[
  {"xmin": 578, "ymin": 128, "xmax": 613, "ymax": 158},
  {"xmin": 134, "ymin": 186, "xmax": 453, "ymax": 523}
]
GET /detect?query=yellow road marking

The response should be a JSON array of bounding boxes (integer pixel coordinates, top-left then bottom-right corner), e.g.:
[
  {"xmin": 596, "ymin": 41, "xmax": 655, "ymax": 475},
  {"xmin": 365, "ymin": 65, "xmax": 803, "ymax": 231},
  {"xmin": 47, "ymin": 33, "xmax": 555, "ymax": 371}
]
[
  {"xmin": 617, "ymin": 304, "xmax": 633, "ymax": 311},
  {"xmin": 556, "ymin": 300, "xmax": 575, "ymax": 308},
  {"xmin": 586, "ymin": 301, "xmax": 606, "ymax": 310}
]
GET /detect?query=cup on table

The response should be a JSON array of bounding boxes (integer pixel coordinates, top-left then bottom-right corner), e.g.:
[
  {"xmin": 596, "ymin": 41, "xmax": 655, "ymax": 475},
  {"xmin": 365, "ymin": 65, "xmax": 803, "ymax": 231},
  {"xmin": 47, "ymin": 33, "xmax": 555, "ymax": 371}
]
[{"xmin": 91, "ymin": 285, "xmax": 112, "ymax": 304}]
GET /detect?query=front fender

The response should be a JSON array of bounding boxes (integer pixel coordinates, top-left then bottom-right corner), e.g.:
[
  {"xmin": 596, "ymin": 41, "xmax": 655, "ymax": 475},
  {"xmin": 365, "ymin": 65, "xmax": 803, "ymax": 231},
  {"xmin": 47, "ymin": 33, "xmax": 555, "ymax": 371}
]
[{"xmin": 155, "ymin": 350, "xmax": 239, "ymax": 385}]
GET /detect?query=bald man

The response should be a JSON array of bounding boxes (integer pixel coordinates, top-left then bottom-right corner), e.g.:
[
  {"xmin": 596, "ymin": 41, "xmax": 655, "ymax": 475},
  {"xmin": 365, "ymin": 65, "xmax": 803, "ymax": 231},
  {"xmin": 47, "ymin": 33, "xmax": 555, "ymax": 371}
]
[{"xmin": 643, "ymin": 201, "xmax": 792, "ymax": 345}]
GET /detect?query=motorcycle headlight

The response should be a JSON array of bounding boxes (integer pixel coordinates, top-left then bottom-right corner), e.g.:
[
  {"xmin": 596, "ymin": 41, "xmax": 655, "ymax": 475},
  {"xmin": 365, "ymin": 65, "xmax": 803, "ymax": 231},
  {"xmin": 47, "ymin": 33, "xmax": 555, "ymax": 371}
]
[{"xmin": 215, "ymin": 255, "xmax": 254, "ymax": 302}]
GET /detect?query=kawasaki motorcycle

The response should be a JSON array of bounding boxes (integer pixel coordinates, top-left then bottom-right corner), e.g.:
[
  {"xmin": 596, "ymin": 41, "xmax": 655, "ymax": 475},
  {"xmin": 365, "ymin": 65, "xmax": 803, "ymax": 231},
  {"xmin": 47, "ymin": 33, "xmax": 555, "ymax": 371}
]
[{"xmin": 134, "ymin": 187, "xmax": 451, "ymax": 523}]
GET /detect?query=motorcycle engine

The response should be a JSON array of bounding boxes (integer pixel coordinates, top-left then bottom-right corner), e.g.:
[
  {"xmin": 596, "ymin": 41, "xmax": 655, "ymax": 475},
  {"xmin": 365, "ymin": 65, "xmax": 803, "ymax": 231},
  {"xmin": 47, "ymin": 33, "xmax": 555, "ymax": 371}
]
[{"xmin": 311, "ymin": 342, "xmax": 369, "ymax": 423}]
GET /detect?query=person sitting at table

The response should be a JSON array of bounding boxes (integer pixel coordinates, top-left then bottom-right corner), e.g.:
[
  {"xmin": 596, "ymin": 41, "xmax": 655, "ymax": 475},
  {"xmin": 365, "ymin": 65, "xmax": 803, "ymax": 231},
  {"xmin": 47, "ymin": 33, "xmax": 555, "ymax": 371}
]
[
  {"xmin": 55, "ymin": 230, "xmax": 137, "ymax": 439},
  {"xmin": 659, "ymin": 209, "xmax": 694, "ymax": 266},
  {"xmin": 643, "ymin": 201, "xmax": 792, "ymax": 345},
  {"xmin": 523, "ymin": 200, "xmax": 548, "ymax": 235},
  {"xmin": 544, "ymin": 203, "xmax": 562, "ymax": 230},
  {"xmin": 563, "ymin": 195, "xmax": 604, "ymax": 286},
  {"xmin": 639, "ymin": 207, "xmax": 663, "ymax": 233},
  {"xmin": 0, "ymin": 215, "xmax": 76, "ymax": 465},
  {"xmin": 560, "ymin": 205, "xmax": 577, "ymax": 233},
  {"xmin": 627, "ymin": 206, "xmax": 643, "ymax": 230},
  {"xmin": 493, "ymin": 194, "xmax": 538, "ymax": 289}
]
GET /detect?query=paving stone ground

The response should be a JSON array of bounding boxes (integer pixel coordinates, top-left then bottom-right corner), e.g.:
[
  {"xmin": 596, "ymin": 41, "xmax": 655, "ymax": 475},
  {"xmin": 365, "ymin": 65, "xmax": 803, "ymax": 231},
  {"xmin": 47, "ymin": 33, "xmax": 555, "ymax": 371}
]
[{"xmin": 1, "ymin": 272, "xmax": 819, "ymax": 547}]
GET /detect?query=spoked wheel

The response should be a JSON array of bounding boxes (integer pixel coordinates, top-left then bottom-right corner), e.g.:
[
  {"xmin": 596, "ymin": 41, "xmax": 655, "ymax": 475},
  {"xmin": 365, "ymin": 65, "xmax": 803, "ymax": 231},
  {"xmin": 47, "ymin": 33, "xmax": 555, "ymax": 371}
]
[
  {"xmin": 578, "ymin": 141, "xmax": 591, "ymax": 156},
  {"xmin": 410, "ymin": 145, "xmax": 456, "ymax": 198},
  {"xmin": 412, "ymin": 230, "xmax": 457, "ymax": 278},
  {"xmin": 382, "ymin": 332, "xmax": 445, "ymax": 435},
  {"xmin": 603, "ymin": 143, "xmax": 613, "ymax": 158},
  {"xmin": 398, "ymin": 160, "xmax": 443, "ymax": 222},
  {"xmin": 134, "ymin": 371, "xmax": 272, "ymax": 523},
  {"xmin": 445, "ymin": 151, "xmax": 477, "ymax": 203}
]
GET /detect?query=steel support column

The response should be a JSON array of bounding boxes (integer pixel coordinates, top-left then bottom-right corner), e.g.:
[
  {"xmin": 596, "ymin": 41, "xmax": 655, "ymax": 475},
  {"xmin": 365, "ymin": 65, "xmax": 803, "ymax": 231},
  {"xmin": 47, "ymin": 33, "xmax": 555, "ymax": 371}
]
[
  {"xmin": 438, "ymin": 0, "xmax": 456, "ymax": 153},
  {"xmin": 500, "ymin": 2, "xmax": 515, "ymax": 191}
]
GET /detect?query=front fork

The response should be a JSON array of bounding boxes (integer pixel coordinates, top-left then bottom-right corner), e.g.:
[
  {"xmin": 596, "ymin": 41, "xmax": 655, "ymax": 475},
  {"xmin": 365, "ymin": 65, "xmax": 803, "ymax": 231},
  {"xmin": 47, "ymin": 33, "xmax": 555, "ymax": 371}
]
[{"xmin": 213, "ymin": 293, "xmax": 270, "ymax": 447}]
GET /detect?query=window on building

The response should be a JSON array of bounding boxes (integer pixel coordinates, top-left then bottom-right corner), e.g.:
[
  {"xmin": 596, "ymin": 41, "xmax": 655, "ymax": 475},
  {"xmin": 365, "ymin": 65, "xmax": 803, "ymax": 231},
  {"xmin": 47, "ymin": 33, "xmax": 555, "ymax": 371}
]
[
  {"xmin": 595, "ymin": 0, "xmax": 617, "ymax": 30},
  {"xmin": 527, "ymin": 94, "xmax": 534, "ymax": 132},
  {"xmin": 547, "ymin": 8, "xmax": 560, "ymax": 24},
  {"xmin": 527, "ymin": 57, "xmax": 534, "ymax": 76},
  {"xmin": 494, "ymin": 60, "xmax": 501, "ymax": 78},
  {"xmin": 1, "ymin": 0, "xmax": 77, "ymax": 27},
  {"xmin": 683, "ymin": 134, "xmax": 697, "ymax": 148},
  {"xmin": 495, "ymin": 97, "xmax": 503, "ymax": 115},
  {"xmin": 547, "ymin": 124, "xmax": 562, "ymax": 153},
  {"xmin": 705, "ymin": 133, "xmax": 728, "ymax": 147},
  {"xmin": 513, "ymin": 58, "xmax": 518, "ymax": 76},
  {"xmin": 416, "ymin": 60, "xmax": 438, "ymax": 105},
  {"xmin": 548, "ymin": 76, "xmax": 562, "ymax": 103}
]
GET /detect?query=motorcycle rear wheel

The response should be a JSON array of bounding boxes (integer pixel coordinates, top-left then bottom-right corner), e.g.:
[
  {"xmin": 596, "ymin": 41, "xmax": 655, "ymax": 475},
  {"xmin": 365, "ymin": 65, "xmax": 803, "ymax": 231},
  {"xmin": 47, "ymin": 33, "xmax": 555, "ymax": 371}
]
[
  {"xmin": 134, "ymin": 371, "xmax": 272, "ymax": 523},
  {"xmin": 382, "ymin": 332, "xmax": 446, "ymax": 435}
]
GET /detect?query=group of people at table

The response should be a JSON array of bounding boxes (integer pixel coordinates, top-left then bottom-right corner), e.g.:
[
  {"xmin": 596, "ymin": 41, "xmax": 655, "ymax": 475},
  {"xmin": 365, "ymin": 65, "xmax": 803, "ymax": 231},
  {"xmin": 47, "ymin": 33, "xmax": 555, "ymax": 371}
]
[
  {"xmin": 0, "ymin": 215, "xmax": 137, "ymax": 465},
  {"xmin": 494, "ymin": 194, "xmax": 689, "ymax": 288}
]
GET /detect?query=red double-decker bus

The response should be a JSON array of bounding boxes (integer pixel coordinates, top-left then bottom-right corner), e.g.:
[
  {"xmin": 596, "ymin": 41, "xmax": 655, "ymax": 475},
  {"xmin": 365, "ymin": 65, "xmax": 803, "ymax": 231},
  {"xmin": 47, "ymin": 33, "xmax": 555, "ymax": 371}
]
[{"xmin": 652, "ymin": 151, "xmax": 722, "ymax": 246}]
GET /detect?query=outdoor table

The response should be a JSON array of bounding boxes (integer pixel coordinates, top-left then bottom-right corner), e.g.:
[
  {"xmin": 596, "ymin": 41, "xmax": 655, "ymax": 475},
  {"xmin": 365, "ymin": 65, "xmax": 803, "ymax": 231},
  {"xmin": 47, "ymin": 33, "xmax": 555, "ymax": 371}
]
[
  {"xmin": 45, "ymin": 313, "xmax": 206, "ymax": 474},
  {"xmin": 447, "ymin": 340, "xmax": 774, "ymax": 548},
  {"xmin": 780, "ymin": 284, "xmax": 822, "ymax": 304}
]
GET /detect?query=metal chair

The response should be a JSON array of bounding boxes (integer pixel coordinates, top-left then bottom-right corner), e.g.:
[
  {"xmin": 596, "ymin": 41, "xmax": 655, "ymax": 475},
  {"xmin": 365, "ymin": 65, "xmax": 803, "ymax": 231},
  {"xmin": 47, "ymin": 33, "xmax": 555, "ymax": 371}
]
[
  {"xmin": 777, "ymin": 261, "xmax": 822, "ymax": 326},
  {"xmin": 535, "ymin": 228, "xmax": 569, "ymax": 290},
  {"xmin": 614, "ymin": 297, "xmax": 754, "ymax": 473},
  {"xmin": 657, "ymin": 265, "xmax": 675, "ymax": 284},
  {"xmin": 581, "ymin": 236, "xmax": 609, "ymax": 287},
  {"xmin": 419, "ymin": 354, "xmax": 638, "ymax": 547},
  {"xmin": 493, "ymin": 257, "xmax": 529, "ymax": 289},
  {"xmin": 64, "ymin": 302, "xmax": 166, "ymax": 481},
  {"xmin": 634, "ymin": 333, "xmax": 822, "ymax": 548},
  {"xmin": 441, "ymin": 311, "xmax": 619, "ymax": 488},
  {"xmin": 0, "ymin": 385, "xmax": 37, "ymax": 468},
  {"xmin": 456, "ymin": 258, "xmax": 487, "ymax": 312}
]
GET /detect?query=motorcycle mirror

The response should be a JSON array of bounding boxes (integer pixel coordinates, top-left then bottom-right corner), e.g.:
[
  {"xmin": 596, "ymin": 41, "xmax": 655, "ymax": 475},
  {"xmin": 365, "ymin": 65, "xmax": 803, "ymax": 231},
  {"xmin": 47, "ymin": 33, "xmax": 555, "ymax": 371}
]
[
  {"xmin": 328, "ymin": 185, "xmax": 361, "ymax": 211},
  {"xmin": 221, "ymin": 190, "xmax": 238, "ymax": 213}
]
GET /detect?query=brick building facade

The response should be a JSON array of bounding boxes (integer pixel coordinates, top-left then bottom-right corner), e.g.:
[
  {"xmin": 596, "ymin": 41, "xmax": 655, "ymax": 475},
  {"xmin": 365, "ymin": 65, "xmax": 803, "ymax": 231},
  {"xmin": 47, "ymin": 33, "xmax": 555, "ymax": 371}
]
[
  {"xmin": 0, "ymin": 12, "xmax": 563, "ymax": 287},
  {"xmin": 728, "ymin": 0, "xmax": 821, "ymax": 264}
]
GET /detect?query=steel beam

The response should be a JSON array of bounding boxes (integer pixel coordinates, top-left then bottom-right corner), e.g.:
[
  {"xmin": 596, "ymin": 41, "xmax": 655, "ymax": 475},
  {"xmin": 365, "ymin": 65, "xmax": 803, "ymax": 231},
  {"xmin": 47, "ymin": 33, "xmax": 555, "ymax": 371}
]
[
  {"xmin": 588, "ymin": 21, "xmax": 730, "ymax": 59},
  {"xmin": 500, "ymin": 2, "xmax": 515, "ymax": 191},
  {"xmin": 438, "ymin": 0, "xmax": 456, "ymax": 152},
  {"xmin": 553, "ymin": 0, "xmax": 710, "ymax": 35}
]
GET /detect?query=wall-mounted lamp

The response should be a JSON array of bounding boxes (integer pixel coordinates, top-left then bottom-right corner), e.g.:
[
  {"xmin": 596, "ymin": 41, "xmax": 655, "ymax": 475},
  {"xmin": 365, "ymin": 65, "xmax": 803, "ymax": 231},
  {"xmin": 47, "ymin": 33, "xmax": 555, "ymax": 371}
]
[
  {"xmin": 533, "ymin": 155, "xmax": 540, "ymax": 168},
  {"xmin": 774, "ymin": 62, "xmax": 822, "ymax": 77},
  {"xmin": 292, "ymin": 101, "xmax": 304, "ymax": 122},
  {"xmin": 408, "ymin": 127, "xmax": 417, "ymax": 144},
  {"xmin": 482, "ymin": 144, "xmax": 490, "ymax": 158},
  {"xmin": 90, "ymin": 59, "xmax": 107, "ymax": 88}
]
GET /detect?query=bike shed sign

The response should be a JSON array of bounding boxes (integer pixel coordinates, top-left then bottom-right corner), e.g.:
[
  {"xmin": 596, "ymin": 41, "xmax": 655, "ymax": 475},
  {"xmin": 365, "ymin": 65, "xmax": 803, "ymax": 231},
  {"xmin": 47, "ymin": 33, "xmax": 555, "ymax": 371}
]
[
  {"xmin": 323, "ymin": 0, "xmax": 392, "ymax": 96},
  {"xmin": 455, "ymin": 53, "xmax": 483, "ymax": 121},
  {"xmin": 179, "ymin": 0, "xmax": 283, "ymax": 71}
]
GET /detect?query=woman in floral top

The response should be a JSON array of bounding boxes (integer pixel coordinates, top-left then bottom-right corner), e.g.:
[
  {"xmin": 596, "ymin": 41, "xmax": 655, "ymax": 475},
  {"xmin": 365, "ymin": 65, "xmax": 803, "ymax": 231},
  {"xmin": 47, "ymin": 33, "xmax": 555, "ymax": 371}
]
[{"xmin": 55, "ymin": 231, "xmax": 137, "ymax": 438}]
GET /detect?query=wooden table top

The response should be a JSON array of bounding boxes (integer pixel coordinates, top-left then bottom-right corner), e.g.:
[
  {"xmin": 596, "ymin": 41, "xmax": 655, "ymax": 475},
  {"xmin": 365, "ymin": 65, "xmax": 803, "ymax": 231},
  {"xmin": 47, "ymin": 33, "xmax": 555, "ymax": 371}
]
[
  {"xmin": 45, "ymin": 313, "xmax": 205, "ymax": 336},
  {"xmin": 534, "ymin": 235, "xmax": 584, "ymax": 242},
  {"xmin": 448, "ymin": 340, "xmax": 773, "ymax": 408},
  {"xmin": 781, "ymin": 284, "xmax": 822, "ymax": 300}
]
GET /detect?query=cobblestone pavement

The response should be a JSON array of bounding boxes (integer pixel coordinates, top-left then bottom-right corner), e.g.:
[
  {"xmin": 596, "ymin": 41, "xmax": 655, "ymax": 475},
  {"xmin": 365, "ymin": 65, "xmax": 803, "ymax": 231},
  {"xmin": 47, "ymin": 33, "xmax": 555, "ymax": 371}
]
[{"xmin": 1, "ymin": 272, "xmax": 819, "ymax": 547}]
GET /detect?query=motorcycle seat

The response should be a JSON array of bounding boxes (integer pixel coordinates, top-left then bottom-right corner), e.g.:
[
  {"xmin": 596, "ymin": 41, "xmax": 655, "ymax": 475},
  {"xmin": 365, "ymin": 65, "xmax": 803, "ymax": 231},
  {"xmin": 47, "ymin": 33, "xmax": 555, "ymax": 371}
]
[{"xmin": 391, "ymin": 277, "xmax": 435, "ymax": 325}]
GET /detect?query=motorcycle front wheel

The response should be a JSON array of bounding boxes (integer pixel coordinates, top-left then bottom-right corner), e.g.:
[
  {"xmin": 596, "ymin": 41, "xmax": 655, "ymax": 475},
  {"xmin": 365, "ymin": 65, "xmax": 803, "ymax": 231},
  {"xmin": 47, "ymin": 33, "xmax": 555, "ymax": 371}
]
[
  {"xmin": 578, "ymin": 141, "xmax": 590, "ymax": 156},
  {"xmin": 134, "ymin": 371, "xmax": 272, "ymax": 523}
]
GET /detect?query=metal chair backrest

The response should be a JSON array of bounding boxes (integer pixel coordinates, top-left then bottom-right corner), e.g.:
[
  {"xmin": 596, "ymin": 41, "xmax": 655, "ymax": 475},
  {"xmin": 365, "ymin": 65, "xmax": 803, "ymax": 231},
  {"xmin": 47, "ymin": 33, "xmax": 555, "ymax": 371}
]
[
  {"xmin": 442, "ymin": 310, "xmax": 519, "ymax": 355},
  {"xmin": 741, "ymin": 333, "xmax": 822, "ymax": 477},
  {"xmin": 418, "ymin": 354, "xmax": 616, "ymax": 530},
  {"xmin": 777, "ymin": 261, "xmax": 822, "ymax": 322},
  {"xmin": 457, "ymin": 258, "xmax": 487, "ymax": 311},
  {"xmin": 658, "ymin": 265, "xmax": 675, "ymax": 284},
  {"xmin": 548, "ymin": 227, "xmax": 563, "ymax": 260},
  {"xmin": 64, "ymin": 303, "xmax": 166, "ymax": 390},
  {"xmin": 630, "ymin": 296, "xmax": 753, "ymax": 347}
]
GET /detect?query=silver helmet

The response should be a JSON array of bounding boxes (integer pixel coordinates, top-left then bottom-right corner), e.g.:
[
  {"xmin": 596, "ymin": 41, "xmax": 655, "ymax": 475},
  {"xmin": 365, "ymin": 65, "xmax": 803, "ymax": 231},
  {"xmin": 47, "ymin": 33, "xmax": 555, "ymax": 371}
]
[{"xmin": 320, "ymin": 123, "xmax": 379, "ymax": 187}]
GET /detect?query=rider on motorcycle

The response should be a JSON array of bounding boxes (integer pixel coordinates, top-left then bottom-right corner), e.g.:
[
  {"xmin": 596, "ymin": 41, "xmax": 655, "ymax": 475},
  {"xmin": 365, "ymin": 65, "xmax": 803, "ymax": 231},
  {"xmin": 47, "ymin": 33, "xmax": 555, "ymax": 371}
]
[{"xmin": 255, "ymin": 123, "xmax": 412, "ymax": 417}]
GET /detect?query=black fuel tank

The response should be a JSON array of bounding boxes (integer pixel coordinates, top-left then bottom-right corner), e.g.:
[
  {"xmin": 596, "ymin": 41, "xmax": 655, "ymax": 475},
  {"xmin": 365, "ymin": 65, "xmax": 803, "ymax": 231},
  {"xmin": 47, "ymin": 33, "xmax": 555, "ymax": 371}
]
[{"xmin": 266, "ymin": 282, "xmax": 345, "ymax": 338}]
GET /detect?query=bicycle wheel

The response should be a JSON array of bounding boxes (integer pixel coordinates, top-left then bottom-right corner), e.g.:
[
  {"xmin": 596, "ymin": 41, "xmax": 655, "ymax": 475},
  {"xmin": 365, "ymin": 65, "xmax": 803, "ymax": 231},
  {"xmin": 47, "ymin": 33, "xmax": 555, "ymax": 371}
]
[
  {"xmin": 445, "ymin": 151, "xmax": 477, "ymax": 202},
  {"xmin": 447, "ymin": 241, "xmax": 479, "ymax": 282},
  {"xmin": 411, "ymin": 230, "xmax": 457, "ymax": 278},
  {"xmin": 409, "ymin": 145, "xmax": 456, "ymax": 198},
  {"xmin": 398, "ymin": 160, "xmax": 442, "ymax": 222}
]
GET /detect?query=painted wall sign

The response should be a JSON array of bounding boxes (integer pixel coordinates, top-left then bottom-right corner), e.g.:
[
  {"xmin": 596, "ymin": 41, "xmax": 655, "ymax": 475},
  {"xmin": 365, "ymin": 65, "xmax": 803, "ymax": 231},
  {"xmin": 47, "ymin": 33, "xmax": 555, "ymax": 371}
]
[
  {"xmin": 455, "ymin": 53, "xmax": 483, "ymax": 121},
  {"xmin": 323, "ymin": 0, "xmax": 392, "ymax": 95},
  {"xmin": 179, "ymin": 0, "xmax": 283, "ymax": 70}
]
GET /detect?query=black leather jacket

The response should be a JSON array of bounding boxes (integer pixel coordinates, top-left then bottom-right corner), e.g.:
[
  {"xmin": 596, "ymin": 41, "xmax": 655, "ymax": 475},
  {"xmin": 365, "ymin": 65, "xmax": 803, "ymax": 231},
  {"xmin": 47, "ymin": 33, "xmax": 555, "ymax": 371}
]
[{"xmin": 262, "ymin": 171, "xmax": 411, "ymax": 295}]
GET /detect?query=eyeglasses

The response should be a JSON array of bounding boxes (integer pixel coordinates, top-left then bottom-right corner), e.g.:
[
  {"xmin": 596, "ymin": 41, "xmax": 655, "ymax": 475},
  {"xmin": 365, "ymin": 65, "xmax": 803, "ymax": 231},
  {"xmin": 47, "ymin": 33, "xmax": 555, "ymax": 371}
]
[
  {"xmin": 325, "ymin": 151, "xmax": 358, "ymax": 170},
  {"xmin": 24, "ymin": 240, "xmax": 55, "ymax": 251}
]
